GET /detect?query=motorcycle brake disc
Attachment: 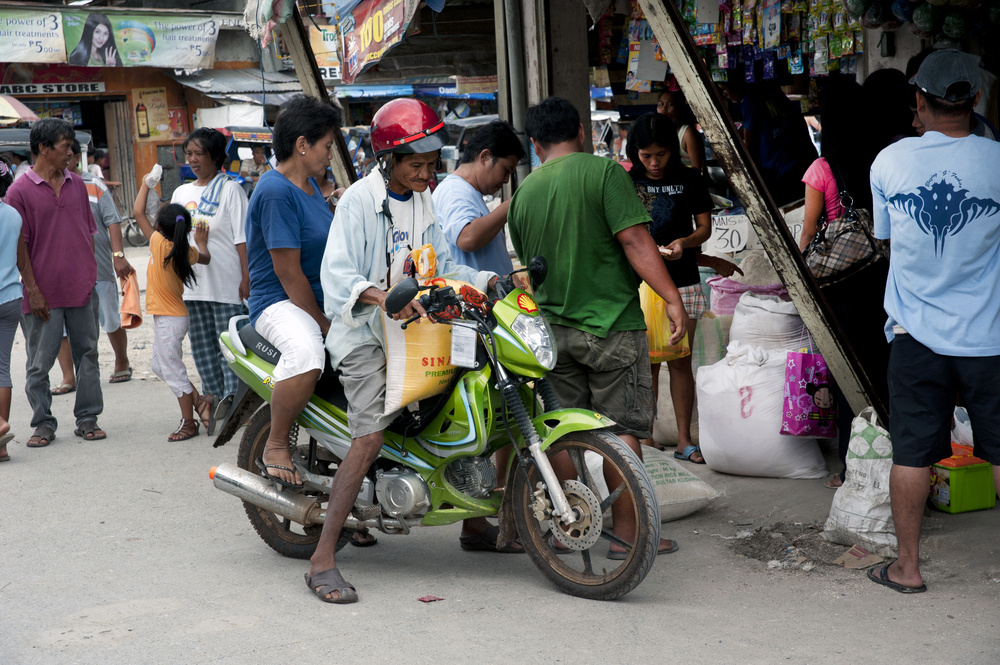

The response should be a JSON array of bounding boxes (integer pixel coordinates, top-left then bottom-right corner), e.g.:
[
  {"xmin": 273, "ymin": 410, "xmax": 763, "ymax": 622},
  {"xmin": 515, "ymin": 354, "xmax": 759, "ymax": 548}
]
[{"xmin": 549, "ymin": 479, "xmax": 603, "ymax": 551}]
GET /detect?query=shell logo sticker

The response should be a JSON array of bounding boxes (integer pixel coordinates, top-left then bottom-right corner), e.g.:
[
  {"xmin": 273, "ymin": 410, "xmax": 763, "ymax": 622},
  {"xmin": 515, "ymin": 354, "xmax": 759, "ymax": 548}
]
[{"xmin": 516, "ymin": 293, "xmax": 538, "ymax": 313}]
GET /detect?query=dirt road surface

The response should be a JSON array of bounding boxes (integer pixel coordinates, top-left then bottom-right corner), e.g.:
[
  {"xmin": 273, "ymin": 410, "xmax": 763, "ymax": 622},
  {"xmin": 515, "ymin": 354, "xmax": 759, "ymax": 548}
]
[{"xmin": 1, "ymin": 246, "xmax": 997, "ymax": 664}]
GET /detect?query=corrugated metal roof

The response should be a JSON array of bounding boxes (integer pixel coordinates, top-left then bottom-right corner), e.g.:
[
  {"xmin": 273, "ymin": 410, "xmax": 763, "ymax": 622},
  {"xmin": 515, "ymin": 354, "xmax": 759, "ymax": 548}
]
[{"xmin": 169, "ymin": 68, "xmax": 303, "ymax": 95}]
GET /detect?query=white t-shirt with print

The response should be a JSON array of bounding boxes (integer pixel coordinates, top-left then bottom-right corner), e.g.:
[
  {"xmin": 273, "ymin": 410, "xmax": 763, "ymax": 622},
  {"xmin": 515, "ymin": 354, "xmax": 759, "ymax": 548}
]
[
  {"xmin": 386, "ymin": 191, "xmax": 419, "ymax": 287},
  {"xmin": 170, "ymin": 179, "xmax": 248, "ymax": 304}
]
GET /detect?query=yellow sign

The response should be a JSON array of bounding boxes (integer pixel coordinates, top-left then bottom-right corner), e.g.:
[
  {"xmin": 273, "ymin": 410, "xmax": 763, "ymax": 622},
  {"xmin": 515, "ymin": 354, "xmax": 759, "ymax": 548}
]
[{"xmin": 516, "ymin": 294, "xmax": 538, "ymax": 314}]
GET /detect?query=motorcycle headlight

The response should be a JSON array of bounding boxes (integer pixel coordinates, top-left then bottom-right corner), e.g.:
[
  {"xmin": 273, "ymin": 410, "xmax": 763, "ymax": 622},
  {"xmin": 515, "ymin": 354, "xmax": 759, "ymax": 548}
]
[{"xmin": 510, "ymin": 313, "xmax": 556, "ymax": 370}]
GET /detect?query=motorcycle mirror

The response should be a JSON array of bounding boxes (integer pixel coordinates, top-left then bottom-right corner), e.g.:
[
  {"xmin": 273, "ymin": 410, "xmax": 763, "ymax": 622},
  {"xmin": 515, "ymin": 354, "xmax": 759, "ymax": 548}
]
[
  {"xmin": 528, "ymin": 256, "xmax": 547, "ymax": 287},
  {"xmin": 385, "ymin": 278, "xmax": 420, "ymax": 315}
]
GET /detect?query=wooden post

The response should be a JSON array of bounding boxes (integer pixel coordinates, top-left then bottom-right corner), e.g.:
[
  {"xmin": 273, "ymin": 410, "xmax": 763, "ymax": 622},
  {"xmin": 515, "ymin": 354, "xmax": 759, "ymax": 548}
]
[
  {"xmin": 280, "ymin": 10, "xmax": 357, "ymax": 187},
  {"xmin": 637, "ymin": 0, "xmax": 885, "ymax": 421}
]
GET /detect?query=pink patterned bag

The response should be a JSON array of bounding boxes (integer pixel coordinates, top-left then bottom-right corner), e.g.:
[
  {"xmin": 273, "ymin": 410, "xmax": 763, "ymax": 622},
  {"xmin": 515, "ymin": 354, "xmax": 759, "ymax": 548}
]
[{"xmin": 780, "ymin": 351, "xmax": 838, "ymax": 438}]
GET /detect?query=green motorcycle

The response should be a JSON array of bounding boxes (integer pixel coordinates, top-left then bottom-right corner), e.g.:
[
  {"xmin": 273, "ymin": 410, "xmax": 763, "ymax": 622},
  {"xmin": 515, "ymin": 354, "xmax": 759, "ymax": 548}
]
[{"xmin": 209, "ymin": 258, "xmax": 661, "ymax": 600}]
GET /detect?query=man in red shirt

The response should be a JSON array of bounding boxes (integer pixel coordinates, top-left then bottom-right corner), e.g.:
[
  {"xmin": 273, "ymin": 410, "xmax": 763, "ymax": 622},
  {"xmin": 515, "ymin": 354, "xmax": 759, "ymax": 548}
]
[{"xmin": 8, "ymin": 118, "xmax": 105, "ymax": 446}]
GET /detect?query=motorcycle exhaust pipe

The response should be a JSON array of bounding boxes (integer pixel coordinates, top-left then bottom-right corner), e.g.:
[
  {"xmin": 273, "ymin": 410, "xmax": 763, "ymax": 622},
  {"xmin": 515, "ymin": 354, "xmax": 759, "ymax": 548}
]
[
  {"xmin": 209, "ymin": 463, "xmax": 325, "ymax": 526},
  {"xmin": 209, "ymin": 464, "xmax": 421, "ymax": 533}
]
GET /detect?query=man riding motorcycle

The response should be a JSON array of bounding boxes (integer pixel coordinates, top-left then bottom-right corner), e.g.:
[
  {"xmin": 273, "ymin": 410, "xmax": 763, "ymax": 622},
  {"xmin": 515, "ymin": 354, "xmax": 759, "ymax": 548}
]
[{"xmin": 309, "ymin": 99, "xmax": 498, "ymax": 603}]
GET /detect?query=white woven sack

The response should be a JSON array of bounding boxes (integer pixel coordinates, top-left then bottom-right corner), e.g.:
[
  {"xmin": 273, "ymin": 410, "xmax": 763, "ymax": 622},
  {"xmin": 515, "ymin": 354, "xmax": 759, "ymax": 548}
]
[
  {"xmin": 823, "ymin": 407, "xmax": 897, "ymax": 557},
  {"xmin": 585, "ymin": 447, "xmax": 720, "ymax": 523},
  {"xmin": 729, "ymin": 291, "xmax": 808, "ymax": 351},
  {"xmin": 697, "ymin": 341, "xmax": 828, "ymax": 479}
]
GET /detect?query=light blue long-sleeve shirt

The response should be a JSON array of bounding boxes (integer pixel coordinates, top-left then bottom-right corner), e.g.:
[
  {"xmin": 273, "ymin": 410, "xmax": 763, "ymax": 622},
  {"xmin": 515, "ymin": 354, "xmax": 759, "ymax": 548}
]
[{"xmin": 320, "ymin": 168, "xmax": 495, "ymax": 370}]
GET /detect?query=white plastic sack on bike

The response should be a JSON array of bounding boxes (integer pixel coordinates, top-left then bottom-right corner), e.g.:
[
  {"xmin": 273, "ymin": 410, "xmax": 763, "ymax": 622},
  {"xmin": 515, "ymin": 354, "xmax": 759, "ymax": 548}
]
[
  {"xmin": 729, "ymin": 292, "xmax": 808, "ymax": 350},
  {"xmin": 585, "ymin": 446, "xmax": 720, "ymax": 522},
  {"xmin": 823, "ymin": 407, "xmax": 897, "ymax": 557},
  {"xmin": 697, "ymin": 341, "xmax": 828, "ymax": 479},
  {"xmin": 382, "ymin": 277, "xmax": 471, "ymax": 415}
]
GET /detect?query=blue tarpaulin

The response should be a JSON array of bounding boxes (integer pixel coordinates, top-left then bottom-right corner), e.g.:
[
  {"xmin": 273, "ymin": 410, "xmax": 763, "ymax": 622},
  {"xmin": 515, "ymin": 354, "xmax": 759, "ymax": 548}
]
[{"xmin": 336, "ymin": 85, "xmax": 414, "ymax": 98}]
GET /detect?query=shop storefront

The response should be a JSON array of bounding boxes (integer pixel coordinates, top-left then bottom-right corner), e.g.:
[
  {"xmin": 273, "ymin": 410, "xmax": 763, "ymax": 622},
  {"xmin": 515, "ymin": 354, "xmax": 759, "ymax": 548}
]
[{"xmin": 0, "ymin": 7, "xmax": 252, "ymax": 205}]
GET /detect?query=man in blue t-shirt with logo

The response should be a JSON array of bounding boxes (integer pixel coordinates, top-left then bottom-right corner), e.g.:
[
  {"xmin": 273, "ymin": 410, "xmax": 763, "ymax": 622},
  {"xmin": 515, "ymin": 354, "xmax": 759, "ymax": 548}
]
[{"xmin": 868, "ymin": 49, "xmax": 1000, "ymax": 594}]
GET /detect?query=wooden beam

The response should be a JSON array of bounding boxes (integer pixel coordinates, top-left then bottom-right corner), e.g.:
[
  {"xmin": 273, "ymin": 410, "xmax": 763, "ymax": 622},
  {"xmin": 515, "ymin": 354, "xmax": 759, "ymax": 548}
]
[
  {"xmin": 280, "ymin": 9, "xmax": 357, "ymax": 187},
  {"xmin": 637, "ymin": 0, "xmax": 885, "ymax": 422}
]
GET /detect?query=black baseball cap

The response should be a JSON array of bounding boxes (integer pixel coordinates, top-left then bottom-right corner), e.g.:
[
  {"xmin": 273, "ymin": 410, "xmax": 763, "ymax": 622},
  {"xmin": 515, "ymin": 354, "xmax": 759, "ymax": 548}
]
[{"xmin": 909, "ymin": 49, "xmax": 980, "ymax": 102}]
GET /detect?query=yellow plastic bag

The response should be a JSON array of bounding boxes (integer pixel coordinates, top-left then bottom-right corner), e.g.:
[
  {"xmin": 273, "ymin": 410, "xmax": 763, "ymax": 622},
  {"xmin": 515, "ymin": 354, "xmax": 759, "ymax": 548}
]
[
  {"xmin": 382, "ymin": 277, "xmax": 478, "ymax": 414},
  {"xmin": 639, "ymin": 281, "xmax": 691, "ymax": 364}
]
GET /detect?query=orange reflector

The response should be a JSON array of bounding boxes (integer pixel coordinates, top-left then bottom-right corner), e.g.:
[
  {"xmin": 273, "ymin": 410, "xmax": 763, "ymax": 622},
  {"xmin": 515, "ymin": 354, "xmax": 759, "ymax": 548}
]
[{"xmin": 209, "ymin": 466, "xmax": 217, "ymax": 479}]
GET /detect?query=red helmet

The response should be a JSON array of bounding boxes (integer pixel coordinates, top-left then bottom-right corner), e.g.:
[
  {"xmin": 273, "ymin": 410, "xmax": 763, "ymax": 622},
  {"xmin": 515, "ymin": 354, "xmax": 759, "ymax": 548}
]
[{"xmin": 370, "ymin": 98, "xmax": 446, "ymax": 157}]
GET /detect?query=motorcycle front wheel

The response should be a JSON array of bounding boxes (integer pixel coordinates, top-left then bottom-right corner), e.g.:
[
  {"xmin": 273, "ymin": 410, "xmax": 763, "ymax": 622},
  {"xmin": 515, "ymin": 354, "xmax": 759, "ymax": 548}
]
[
  {"xmin": 236, "ymin": 405, "xmax": 352, "ymax": 559},
  {"xmin": 509, "ymin": 430, "xmax": 661, "ymax": 600}
]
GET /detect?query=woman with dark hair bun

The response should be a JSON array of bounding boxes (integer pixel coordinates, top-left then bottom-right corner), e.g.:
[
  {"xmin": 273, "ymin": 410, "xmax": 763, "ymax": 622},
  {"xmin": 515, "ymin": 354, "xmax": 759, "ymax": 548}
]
[
  {"xmin": 627, "ymin": 112, "xmax": 713, "ymax": 464},
  {"xmin": 68, "ymin": 14, "xmax": 122, "ymax": 67},
  {"xmin": 0, "ymin": 156, "xmax": 22, "ymax": 462},
  {"xmin": 244, "ymin": 94, "xmax": 343, "ymax": 492}
]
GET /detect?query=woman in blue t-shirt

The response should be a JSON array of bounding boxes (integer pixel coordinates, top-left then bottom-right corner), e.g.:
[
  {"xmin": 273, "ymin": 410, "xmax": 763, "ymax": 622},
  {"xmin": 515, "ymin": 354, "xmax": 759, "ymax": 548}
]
[
  {"xmin": 627, "ymin": 113, "xmax": 713, "ymax": 464},
  {"xmin": 0, "ymin": 156, "xmax": 22, "ymax": 462},
  {"xmin": 245, "ymin": 95, "xmax": 342, "ymax": 492}
]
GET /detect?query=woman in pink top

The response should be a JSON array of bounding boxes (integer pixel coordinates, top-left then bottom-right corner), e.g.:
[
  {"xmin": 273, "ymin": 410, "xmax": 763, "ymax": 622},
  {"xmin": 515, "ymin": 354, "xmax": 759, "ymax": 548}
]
[
  {"xmin": 799, "ymin": 79, "xmax": 876, "ymax": 251},
  {"xmin": 799, "ymin": 78, "xmax": 890, "ymax": 489}
]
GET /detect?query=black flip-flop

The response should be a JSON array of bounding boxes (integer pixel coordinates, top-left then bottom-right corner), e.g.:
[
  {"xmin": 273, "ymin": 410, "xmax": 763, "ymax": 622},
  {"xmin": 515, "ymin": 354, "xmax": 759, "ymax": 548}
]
[
  {"xmin": 350, "ymin": 529, "xmax": 378, "ymax": 547},
  {"xmin": 459, "ymin": 524, "xmax": 524, "ymax": 553},
  {"xmin": 304, "ymin": 567, "xmax": 357, "ymax": 604},
  {"xmin": 608, "ymin": 538, "xmax": 679, "ymax": 560},
  {"xmin": 867, "ymin": 564, "xmax": 926, "ymax": 594},
  {"xmin": 256, "ymin": 456, "xmax": 304, "ymax": 489},
  {"xmin": 74, "ymin": 421, "xmax": 106, "ymax": 441},
  {"xmin": 27, "ymin": 427, "xmax": 56, "ymax": 448}
]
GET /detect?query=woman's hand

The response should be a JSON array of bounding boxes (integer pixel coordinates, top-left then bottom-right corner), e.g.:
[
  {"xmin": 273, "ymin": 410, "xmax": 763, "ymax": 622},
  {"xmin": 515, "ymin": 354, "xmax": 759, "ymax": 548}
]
[
  {"xmin": 104, "ymin": 46, "xmax": 117, "ymax": 64},
  {"xmin": 660, "ymin": 239, "xmax": 685, "ymax": 260}
]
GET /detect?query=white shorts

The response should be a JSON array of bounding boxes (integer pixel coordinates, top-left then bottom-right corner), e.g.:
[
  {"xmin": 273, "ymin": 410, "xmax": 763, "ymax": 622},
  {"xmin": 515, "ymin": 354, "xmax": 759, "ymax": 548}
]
[
  {"xmin": 95, "ymin": 280, "xmax": 122, "ymax": 333},
  {"xmin": 150, "ymin": 314, "xmax": 193, "ymax": 398},
  {"xmin": 255, "ymin": 299, "xmax": 326, "ymax": 381}
]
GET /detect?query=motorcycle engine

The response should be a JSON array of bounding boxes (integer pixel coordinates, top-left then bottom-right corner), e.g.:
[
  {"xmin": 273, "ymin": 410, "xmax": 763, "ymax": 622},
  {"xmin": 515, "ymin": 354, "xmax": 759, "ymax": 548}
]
[
  {"xmin": 375, "ymin": 468, "xmax": 431, "ymax": 518},
  {"xmin": 444, "ymin": 457, "xmax": 497, "ymax": 499}
]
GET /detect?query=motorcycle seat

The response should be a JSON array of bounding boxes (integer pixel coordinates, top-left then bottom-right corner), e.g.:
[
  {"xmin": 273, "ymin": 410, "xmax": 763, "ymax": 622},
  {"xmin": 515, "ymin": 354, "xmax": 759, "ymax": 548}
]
[{"xmin": 237, "ymin": 324, "xmax": 349, "ymax": 411}]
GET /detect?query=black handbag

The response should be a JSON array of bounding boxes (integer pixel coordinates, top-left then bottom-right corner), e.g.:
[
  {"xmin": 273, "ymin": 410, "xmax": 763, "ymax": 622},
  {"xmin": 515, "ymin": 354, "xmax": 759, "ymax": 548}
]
[{"xmin": 803, "ymin": 162, "xmax": 888, "ymax": 286}]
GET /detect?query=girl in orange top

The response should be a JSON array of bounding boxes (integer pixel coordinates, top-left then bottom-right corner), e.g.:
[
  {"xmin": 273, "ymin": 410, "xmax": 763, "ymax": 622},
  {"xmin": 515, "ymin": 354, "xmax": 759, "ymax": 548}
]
[{"xmin": 135, "ymin": 202, "xmax": 212, "ymax": 440}]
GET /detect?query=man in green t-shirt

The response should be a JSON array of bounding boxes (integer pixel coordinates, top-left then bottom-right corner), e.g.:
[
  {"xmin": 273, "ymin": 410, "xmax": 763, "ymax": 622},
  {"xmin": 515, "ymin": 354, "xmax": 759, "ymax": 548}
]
[{"xmin": 508, "ymin": 96, "xmax": 688, "ymax": 558}]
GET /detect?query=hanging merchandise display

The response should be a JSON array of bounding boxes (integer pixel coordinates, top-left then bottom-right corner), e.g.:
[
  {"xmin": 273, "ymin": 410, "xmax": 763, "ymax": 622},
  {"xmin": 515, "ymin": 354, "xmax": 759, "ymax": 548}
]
[{"xmin": 613, "ymin": 0, "xmax": 998, "ymax": 93}]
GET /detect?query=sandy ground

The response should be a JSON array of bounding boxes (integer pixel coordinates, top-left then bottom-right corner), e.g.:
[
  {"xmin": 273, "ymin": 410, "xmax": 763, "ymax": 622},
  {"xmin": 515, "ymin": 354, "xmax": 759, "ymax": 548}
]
[{"xmin": 1, "ymin": 244, "xmax": 998, "ymax": 664}]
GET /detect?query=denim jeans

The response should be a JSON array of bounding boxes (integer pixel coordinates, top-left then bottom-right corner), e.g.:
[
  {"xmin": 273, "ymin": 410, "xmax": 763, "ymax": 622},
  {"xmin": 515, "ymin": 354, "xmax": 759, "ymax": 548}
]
[{"xmin": 20, "ymin": 289, "xmax": 103, "ymax": 432}]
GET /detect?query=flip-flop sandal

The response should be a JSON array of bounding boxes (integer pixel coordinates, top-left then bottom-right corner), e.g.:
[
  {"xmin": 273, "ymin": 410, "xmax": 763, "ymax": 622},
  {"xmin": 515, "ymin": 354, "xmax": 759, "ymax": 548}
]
[
  {"xmin": 109, "ymin": 367, "xmax": 133, "ymax": 383},
  {"xmin": 304, "ymin": 567, "xmax": 358, "ymax": 604},
  {"xmin": 74, "ymin": 421, "xmax": 107, "ymax": 441},
  {"xmin": 674, "ymin": 444, "xmax": 705, "ymax": 464},
  {"xmin": 608, "ymin": 538, "xmax": 679, "ymax": 560},
  {"xmin": 196, "ymin": 396, "xmax": 215, "ymax": 435},
  {"xmin": 459, "ymin": 524, "xmax": 524, "ymax": 553},
  {"xmin": 51, "ymin": 383, "xmax": 75, "ymax": 396},
  {"xmin": 0, "ymin": 432, "xmax": 12, "ymax": 461},
  {"xmin": 167, "ymin": 419, "xmax": 200, "ymax": 442},
  {"xmin": 867, "ymin": 564, "xmax": 927, "ymax": 594},
  {"xmin": 350, "ymin": 529, "xmax": 378, "ymax": 547},
  {"xmin": 256, "ymin": 456, "xmax": 305, "ymax": 489},
  {"xmin": 27, "ymin": 427, "xmax": 56, "ymax": 448}
]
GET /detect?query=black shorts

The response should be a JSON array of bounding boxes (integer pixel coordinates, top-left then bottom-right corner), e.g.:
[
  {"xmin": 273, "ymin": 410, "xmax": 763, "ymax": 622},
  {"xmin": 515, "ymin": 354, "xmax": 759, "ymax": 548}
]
[{"xmin": 888, "ymin": 334, "xmax": 1000, "ymax": 467}]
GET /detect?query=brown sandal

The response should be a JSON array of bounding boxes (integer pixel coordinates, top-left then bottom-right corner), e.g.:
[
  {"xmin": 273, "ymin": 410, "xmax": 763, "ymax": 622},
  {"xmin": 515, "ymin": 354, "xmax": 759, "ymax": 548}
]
[{"xmin": 168, "ymin": 418, "xmax": 200, "ymax": 442}]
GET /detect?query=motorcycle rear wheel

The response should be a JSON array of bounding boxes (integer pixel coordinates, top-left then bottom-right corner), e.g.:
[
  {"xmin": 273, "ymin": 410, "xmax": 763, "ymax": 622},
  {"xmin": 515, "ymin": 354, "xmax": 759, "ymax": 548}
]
[
  {"xmin": 509, "ymin": 430, "xmax": 660, "ymax": 600},
  {"xmin": 236, "ymin": 405, "xmax": 351, "ymax": 559}
]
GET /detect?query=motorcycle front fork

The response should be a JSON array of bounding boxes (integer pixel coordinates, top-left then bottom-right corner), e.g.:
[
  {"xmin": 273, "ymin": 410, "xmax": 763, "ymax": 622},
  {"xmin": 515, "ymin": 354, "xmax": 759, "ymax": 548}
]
[{"xmin": 498, "ymin": 369, "xmax": 576, "ymax": 525}]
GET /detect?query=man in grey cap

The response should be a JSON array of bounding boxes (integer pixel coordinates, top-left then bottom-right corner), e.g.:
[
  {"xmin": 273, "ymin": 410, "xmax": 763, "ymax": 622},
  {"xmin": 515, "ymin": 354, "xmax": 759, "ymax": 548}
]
[{"xmin": 867, "ymin": 49, "xmax": 1000, "ymax": 594}]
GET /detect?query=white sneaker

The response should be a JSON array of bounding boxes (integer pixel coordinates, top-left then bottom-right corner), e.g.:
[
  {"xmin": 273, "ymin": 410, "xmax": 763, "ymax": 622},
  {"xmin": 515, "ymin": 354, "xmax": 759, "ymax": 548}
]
[{"xmin": 144, "ymin": 164, "xmax": 162, "ymax": 188}]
